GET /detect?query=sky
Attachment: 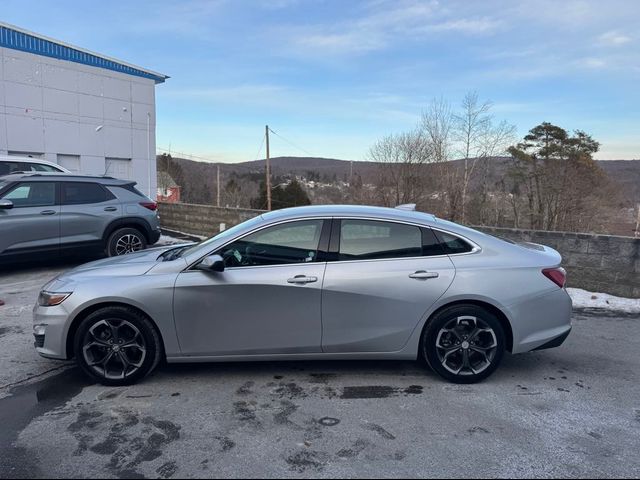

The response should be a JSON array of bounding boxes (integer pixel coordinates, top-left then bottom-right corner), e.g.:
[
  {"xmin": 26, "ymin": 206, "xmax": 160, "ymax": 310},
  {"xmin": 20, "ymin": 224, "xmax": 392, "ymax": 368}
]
[{"xmin": 2, "ymin": 0, "xmax": 639, "ymax": 163}]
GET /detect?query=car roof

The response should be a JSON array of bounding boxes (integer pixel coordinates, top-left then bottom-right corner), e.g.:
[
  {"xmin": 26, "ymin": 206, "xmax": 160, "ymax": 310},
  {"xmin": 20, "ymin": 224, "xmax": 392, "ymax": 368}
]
[
  {"xmin": 262, "ymin": 204, "xmax": 438, "ymax": 226},
  {"xmin": 0, "ymin": 172, "xmax": 135, "ymax": 186},
  {"xmin": 0, "ymin": 155, "xmax": 65, "ymax": 166}
]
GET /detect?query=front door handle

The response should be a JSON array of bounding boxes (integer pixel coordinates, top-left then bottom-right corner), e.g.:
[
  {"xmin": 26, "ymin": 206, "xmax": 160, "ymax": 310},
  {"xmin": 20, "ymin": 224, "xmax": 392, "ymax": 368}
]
[
  {"xmin": 409, "ymin": 271, "xmax": 439, "ymax": 280},
  {"xmin": 287, "ymin": 275, "xmax": 318, "ymax": 284},
  {"xmin": 40, "ymin": 210, "xmax": 56, "ymax": 215},
  {"xmin": 104, "ymin": 206, "xmax": 118, "ymax": 212}
]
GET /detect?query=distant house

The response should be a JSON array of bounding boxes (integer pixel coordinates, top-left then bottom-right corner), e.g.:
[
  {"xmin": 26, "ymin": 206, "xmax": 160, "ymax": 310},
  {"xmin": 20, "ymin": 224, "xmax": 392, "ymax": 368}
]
[{"xmin": 157, "ymin": 171, "xmax": 181, "ymax": 203}]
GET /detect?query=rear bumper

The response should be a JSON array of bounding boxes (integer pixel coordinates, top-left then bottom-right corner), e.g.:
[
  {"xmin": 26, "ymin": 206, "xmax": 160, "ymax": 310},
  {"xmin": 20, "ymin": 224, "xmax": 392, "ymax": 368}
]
[
  {"xmin": 508, "ymin": 287, "xmax": 573, "ymax": 354},
  {"xmin": 533, "ymin": 327, "xmax": 571, "ymax": 351}
]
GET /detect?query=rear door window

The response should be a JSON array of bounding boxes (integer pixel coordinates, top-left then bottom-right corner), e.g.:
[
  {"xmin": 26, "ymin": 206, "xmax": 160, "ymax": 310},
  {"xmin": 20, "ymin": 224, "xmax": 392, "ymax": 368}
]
[
  {"xmin": 61, "ymin": 182, "xmax": 113, "ymax": 205},
  {"xmin": 338, "ymin": 219, "xmax": 423, "ymax": 260}
]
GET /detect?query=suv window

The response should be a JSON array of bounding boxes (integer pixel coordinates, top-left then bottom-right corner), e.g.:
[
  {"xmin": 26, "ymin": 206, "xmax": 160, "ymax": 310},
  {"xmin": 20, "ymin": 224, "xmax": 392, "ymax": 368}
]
[
  {"xmin": 25, "ymin": 163, "xmax": 63, "ymax": 173},
  {"xmin": 61, "ymin": 182, "xmax": 112, "ymax": 205},
  {"xmin": 0, "ymin": 161, "xmax": 22, "ymax": 175},
  {"xmin": 218, "ymin": 220, "xmax": 324, "ymax": 267},
  {"xmin": 338, "ymin": 219, "xmax": 422, "ymax": 260},
  {"xmin": 1, "ymin": 182, "xmax": 56, "ymax": 207},
  {"xmin": 434, "ymin": 230, "xmax": 474, "ymax": 254}
]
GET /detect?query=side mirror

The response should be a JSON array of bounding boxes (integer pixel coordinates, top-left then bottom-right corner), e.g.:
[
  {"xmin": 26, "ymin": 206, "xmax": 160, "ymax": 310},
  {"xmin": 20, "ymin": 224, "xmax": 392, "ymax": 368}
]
[
  {"xmin": 196, "ymin": 254, "xmax": 225, "ymax": 272},
  {"xmin": 0, "ymin": 199, "xmax": 13, "ymax": 210}
]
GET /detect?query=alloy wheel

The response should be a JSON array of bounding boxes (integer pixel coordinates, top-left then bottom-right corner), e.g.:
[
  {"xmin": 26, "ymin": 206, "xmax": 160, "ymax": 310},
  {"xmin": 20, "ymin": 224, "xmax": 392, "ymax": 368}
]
[
  {"xmin": 82, "ymin": 319, "xmax": 147, "ymax": 380},
  {"xmin": 115, "ymin": 234, "xmax": 143, "ymax": 255},
  {"xmin": 435, "ymin": 315, "xmax": 498, "ymax": 376}
]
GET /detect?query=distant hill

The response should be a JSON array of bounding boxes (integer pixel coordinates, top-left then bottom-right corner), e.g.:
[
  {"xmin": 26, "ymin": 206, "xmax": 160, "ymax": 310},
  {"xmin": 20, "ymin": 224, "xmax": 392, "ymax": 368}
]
[{"xmin": 166, "ymin": 155, "xmax": 640, "ymax": 205}]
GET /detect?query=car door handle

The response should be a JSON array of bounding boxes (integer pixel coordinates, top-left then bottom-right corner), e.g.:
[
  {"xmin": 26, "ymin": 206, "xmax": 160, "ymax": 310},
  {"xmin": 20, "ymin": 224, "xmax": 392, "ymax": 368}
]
[
  {"xmin": 409, "ymin": 271, "xmax": 439, "ymax": 280},
  {"xmin": 104, "ymin": 206, "xmax": 118, "ymax": 212},
  {"xmin": 40, "ymin": 210, "xmax": 56, "ymax": 216},
  {"xmin": 287, "ymin": 275, "xmax": 318, "ymax": 284}
]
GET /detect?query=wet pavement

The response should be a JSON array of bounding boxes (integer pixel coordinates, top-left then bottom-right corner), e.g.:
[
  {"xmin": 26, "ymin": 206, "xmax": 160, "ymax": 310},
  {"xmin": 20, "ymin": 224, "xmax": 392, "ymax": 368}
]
[{"xmin": 1, "ymin": 259, "xmax": 639, "ymax": 478}]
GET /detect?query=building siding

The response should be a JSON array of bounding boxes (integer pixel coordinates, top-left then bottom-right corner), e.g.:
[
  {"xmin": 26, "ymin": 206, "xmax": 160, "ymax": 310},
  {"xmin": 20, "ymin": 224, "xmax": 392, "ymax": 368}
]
[{"xmin": 0, "ymin": 45, "xmax": 158, "ymax": 196}]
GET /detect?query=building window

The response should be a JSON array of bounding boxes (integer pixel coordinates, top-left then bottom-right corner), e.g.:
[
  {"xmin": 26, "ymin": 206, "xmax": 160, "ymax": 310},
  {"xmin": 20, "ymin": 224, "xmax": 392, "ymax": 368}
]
[
  {"xmin": 57, "ymin": 154, "xmax": 81, "ymax": 173},
  {"xmin": 105, "ymin": 157, "xmax": 132, "ymax": 180}
]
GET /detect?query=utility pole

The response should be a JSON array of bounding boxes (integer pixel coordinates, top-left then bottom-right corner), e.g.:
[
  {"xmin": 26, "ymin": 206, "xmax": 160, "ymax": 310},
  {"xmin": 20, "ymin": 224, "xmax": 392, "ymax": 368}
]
[
  {"xmin": 216, "ymin": 164, "xmax": 220, "ymax": 207},
  {"xmin": 265, "ymin": 125, "xmax": 271, "ymax": 211},
  {"xmin": 635, "ymin": 203, "xmax": 640, "ymax": 237}
]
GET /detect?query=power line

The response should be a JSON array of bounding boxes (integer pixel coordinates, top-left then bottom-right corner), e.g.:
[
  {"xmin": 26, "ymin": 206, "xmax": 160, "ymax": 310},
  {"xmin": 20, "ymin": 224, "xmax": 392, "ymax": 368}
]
[
  {"xmin": 157, "ymin": 146, "xmax": 222, "ymax": 164},
  {"xmin": 268, "ymin": 128, "xmax": 316, "ymax": 157}
]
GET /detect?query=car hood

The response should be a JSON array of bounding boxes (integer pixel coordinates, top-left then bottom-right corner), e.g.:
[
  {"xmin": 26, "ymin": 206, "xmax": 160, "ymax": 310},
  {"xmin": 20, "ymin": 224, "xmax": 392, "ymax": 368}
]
[{"xmin": 56, "ymin": 245, "xmax": 181, "ymax": 280}]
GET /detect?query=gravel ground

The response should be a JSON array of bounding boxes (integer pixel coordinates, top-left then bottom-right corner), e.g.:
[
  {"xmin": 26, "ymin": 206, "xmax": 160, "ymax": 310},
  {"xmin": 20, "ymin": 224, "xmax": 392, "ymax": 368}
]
[{"xmin": 0, "ymin": 258, "xmax": 639, "ymax": 479}]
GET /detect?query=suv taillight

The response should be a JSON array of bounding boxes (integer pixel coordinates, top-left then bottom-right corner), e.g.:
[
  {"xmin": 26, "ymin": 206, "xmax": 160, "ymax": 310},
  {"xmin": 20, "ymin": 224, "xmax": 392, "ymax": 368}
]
[
  {"xmin": 542, "ymin": 267, "xmax": 566, "ymax": 288},
  {"xmin": 139, "ymin": 201, "xmax": 157, "ymax": 211}
]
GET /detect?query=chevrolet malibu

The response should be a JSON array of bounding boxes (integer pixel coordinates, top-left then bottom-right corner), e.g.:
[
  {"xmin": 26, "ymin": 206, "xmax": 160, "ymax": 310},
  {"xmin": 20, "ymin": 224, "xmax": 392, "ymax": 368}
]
[{"xmin": 33, "ymin": 205, "xmax": 572, "ymax": 386}]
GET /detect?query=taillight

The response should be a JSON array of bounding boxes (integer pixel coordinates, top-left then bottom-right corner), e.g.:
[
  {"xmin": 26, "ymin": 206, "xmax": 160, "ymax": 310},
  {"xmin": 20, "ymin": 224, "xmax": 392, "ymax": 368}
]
[
  {"xmin": 139, "ymin": 201, "xmax": 157, "ymax": 211},
  {"xmin": 542, "ymin": 267, "xmax": 566, "ymax": 288}
]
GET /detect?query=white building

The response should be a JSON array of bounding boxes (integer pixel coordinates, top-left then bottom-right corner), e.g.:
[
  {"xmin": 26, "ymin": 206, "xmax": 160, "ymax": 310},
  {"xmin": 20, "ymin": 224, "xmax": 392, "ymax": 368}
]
[{"xmin": 0, "ymin": 22, "xmax": 168, "ymax": 196}]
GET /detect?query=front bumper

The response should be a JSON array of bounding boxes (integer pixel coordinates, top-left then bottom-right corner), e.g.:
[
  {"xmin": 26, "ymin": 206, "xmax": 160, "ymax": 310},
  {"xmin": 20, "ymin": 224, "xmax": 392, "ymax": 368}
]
[{"xmin": 33, "ymin": 302, "xmax": 72, "ymax": 360}]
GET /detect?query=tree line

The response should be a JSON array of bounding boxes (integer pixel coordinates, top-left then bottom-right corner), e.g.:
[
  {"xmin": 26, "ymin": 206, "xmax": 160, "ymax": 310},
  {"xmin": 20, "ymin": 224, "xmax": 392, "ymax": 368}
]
[{"xmin": 356, "ymin": 91, "xmax": 619, "ymax": 232}]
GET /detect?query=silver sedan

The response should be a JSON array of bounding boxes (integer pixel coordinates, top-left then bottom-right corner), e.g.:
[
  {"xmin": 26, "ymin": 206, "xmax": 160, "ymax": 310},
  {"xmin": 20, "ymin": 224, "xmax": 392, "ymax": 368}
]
[{"xmin": 33, "ymin": 205, "xmax": 572, "ymax": 385}]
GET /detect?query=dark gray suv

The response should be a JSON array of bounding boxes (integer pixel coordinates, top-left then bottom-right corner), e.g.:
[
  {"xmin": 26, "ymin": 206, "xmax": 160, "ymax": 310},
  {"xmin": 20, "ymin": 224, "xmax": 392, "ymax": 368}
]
[{"xmin": 0, "ymin": 173, "xmax": 161, "ymax": 262}]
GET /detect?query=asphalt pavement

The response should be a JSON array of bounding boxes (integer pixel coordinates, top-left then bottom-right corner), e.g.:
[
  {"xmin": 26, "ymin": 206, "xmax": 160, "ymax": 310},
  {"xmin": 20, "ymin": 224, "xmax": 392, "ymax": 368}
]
[{"xmin": 0, "ymin": 258, "xmax": 639, "ymax": 478}]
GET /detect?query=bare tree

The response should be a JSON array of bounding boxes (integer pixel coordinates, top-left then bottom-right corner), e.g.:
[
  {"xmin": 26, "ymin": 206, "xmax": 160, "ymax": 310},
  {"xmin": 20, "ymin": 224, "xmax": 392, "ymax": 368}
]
[
  {"xmin": 419, "ymin": 98, "xmax": 456, "ymax": 217},
  {"xmin": 368, "ymin": 129, "xmax": 430, "ymax": 207}
]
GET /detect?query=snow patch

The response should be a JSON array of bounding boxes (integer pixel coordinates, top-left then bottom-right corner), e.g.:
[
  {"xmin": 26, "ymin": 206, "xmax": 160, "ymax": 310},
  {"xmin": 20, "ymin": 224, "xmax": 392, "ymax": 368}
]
[{"xmin": 567, "ymin": 288, "xmax": 640, "ymax": 314}]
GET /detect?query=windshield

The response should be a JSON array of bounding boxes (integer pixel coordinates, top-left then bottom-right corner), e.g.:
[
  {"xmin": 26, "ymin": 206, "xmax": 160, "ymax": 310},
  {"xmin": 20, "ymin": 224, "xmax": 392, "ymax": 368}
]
[{"xmin": 173, "ymin": 215, "xmax": 265, "ymax": 259}]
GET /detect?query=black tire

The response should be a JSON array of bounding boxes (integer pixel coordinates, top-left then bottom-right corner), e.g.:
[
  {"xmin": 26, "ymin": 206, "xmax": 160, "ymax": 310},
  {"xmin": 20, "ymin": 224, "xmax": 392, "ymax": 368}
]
[
  {"xmin": 422, "ymin": 304, "xmax": 505, "ymax": 384},
  {"xmin": 74, "ymin": 306, "xmax": 163, "ymax": 386},
  {"xmin": 106, "ymin": 227, "xmax": 147, "ymax": 257}
]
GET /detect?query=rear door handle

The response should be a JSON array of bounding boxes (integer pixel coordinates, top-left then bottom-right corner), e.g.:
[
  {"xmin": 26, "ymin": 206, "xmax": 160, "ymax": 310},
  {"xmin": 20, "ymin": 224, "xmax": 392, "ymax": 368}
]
[
  {"xmin": 104, "ymin": 206, "xmax": 118, "ymax": 212},
  {"xmin": 40, "ymin": 210, "xmax": 56, "ymax": 216},
  {"xmin": 409, "ymin": 271, "xmax": 439, "ymax": 280},
  {"xmin": 287, "ymin": 275, "xmax": 318, "ymax": 284}
]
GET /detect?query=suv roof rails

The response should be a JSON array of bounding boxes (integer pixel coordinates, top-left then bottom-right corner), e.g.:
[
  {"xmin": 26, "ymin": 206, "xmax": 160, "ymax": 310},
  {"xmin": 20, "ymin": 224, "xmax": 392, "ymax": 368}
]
[{"xmin": 23, "ymin": 173, "xmax": 117, "ymax": 180}]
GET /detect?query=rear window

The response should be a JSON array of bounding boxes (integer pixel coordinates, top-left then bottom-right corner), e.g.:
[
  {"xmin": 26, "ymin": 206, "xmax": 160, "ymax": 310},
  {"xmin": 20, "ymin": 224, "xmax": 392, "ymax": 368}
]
[
  {"xmin": 121, "ymin": 184, "xmax": 147, "ymax": 198},
  {"xmin": 434, "ymin": 230, "xmax": 474, "ymax": 254}
]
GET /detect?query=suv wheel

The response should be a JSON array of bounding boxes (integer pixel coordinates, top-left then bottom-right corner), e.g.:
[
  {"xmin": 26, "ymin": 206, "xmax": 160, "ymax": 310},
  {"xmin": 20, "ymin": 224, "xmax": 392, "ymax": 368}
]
[
  {"xmin": 74, "ymin": 306, "xmax": 163, "ymax": 386},
  {"xmin": 107, "ymin": 227, "xmax": 147, "ymax": 256},
  {"xmin": 422, "ymin": 305, "xmax": 505, "ymax": 384}
]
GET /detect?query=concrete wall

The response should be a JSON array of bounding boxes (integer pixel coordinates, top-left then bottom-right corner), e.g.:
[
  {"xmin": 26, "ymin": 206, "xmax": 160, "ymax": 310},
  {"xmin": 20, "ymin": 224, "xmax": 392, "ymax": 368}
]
[
  {"xmin": 158, "ymin": 202, "xmax": 265, "ymax": 238},
  {"xmin": 158, "ymin": 202, "xmax": 640, "ymax": 298},
  {"xmin": 476, "ymin": 226, "xmax": 640, "ymax": 299},
  {"xmin": 0, "ymin": 46, "xmax": 157, "ymax": 196}
]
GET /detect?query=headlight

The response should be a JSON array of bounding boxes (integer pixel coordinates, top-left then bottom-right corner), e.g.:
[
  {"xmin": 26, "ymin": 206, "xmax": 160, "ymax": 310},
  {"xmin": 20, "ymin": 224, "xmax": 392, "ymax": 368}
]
[{"xmin": 38, "ymin": 291, "xmax": 72, "ymax": 307}]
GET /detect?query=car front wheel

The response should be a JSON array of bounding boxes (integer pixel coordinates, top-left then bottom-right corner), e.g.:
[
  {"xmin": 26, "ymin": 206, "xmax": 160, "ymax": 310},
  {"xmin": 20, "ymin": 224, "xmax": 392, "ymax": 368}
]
[
  {"xmin": 74, "ymin": 306, "xmax": 163, "ymax": 386},
  {"xmin": 422, "ymin": 305, "xmax": 505, "ymax": 384}
]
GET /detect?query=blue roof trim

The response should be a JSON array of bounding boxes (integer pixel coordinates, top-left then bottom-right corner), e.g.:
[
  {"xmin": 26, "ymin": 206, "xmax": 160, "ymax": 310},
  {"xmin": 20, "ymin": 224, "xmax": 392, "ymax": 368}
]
[{"xmin": 0, "ymin": 25, "xmax": 167, "ymax": 84}]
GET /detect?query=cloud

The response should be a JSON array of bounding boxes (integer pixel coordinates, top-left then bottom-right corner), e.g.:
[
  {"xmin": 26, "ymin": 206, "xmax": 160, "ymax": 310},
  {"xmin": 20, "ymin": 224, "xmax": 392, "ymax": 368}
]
[
  {"xmin": 281, "ymin": 0, "xmax": 500, "ymax": 57},
  {"xmin": 578, "ymin": 57, "xmax": 607, "ymax": 69},
  {"xmin": 597, "ymin": 31, "xmax": 632, "ymax": 46},
  {"xmin": 420, "ymin": 17, "xmax": 501, "ymax": 34}
]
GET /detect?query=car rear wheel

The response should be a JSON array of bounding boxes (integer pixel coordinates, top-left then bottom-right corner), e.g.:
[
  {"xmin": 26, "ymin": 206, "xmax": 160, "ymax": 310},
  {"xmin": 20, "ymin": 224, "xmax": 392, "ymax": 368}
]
[
  {"xmin": 422, "ymin": 305, "xmax": 505, "ymax": 384},
  {"xmin": 107, "ymin": 227, "xmax": 147, "ymax": 257},
  {"xmin": 74, "ymin": 306, "xmax": 163, "ymax": 386}
]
